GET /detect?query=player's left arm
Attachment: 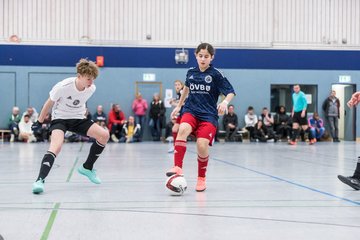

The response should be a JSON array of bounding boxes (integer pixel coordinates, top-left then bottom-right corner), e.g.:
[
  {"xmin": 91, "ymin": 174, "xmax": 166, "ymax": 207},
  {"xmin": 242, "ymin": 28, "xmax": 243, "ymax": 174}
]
[
  {"xmin": 215, "ymin": 70, "xmax": 235, "ymax": 115},
  {"xmin": 218, "ymin": 93, "xmax": 235, "ymax": 115}
]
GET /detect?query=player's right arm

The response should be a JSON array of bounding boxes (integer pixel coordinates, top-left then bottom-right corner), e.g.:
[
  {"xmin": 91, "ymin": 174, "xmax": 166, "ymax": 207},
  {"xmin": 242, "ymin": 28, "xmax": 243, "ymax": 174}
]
[
  {"xmin": 171, "ymin": 86, "xmax": 189, "ymax": 119},
  {"xmin": 37, "ymin": 98, "xmax": 54, "ymax": 123}
]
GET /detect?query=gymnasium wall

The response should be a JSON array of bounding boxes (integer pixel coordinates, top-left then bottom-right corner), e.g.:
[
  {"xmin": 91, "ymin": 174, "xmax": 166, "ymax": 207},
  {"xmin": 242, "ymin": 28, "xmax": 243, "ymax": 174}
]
[
  {"xmin": 1, "ymin": 45, "xmax": 360, "ymax": 138},
  {"xmin": 1, "ymin": 0, "xmax": 360, "ymax": 48}
]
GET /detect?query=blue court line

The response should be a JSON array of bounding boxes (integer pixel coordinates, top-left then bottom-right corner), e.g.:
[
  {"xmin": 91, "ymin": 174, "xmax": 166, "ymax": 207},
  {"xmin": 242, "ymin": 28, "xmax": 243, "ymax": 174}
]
[{"xmin": 187, "ymin": 149, "xmax": 360, "ymax": 206}]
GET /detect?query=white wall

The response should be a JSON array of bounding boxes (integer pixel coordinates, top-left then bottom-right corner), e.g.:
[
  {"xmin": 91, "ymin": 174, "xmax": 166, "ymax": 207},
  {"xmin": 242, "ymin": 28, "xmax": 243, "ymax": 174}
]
[{"xmin": 1, "ymin": 0, "xmax": 360, "ymax": 48}]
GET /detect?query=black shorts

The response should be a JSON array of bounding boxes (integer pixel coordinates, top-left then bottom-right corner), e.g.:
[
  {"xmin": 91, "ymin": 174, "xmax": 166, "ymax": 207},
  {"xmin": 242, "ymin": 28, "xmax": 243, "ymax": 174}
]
[
  {"xmin": 49, "ymin": 119, "xmax": 95, "ymax": 136},
  {"xmin": 292, "ymin": 111, "xmax": 308, "ymax": 125}
]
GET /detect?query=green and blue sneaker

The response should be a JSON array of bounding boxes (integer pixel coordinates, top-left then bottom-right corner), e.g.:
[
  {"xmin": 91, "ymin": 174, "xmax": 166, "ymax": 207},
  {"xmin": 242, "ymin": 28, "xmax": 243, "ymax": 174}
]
[
  {"xmin": 78, "ymin": 165, "xmax": 101, "ymax": 184},
  {"xmin": 32, "ymin": 178, "xmax": 45, "ymax": 194}
]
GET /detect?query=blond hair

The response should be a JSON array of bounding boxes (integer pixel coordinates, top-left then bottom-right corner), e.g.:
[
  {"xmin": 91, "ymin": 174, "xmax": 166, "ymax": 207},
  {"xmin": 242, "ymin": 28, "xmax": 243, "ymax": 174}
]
[
  {"xmin": 76, "ymin": 59, "xmax": 99, "ymax": 79},
  {"xmin": 174, "ymin": 80, "xmax": 184, "ymax": 88}
]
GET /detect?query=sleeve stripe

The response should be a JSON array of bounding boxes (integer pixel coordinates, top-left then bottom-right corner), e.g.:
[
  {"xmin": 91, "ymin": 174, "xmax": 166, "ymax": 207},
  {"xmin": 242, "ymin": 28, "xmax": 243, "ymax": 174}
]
[{"xmin": 214, "ymin": 67, "xmax": 225, "ymax": 78}]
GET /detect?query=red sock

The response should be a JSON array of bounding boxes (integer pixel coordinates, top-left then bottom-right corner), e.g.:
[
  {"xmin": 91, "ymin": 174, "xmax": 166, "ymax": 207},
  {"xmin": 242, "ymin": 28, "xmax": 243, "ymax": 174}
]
[
  {"xmin": 198, "ymin": 155, "xmax": 209, "ymax": 177},
  {"xmin": 174, "ymin": 140, "xmax": 187, "ymax": 168},
  {"xmin": 172, "ymin": 132, "xmax": 178, "ymax": 146}
]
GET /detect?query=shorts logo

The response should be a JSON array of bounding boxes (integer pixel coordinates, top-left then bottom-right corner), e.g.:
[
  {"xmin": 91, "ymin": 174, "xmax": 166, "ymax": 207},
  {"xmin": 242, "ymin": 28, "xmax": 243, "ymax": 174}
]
[
  {"xmin": 204, "ymin": 75, "xmax": 212, "ymax": 83},
  {"xmin": 73, "ymin": 100, "xmax": 80, "ymax": 105}
]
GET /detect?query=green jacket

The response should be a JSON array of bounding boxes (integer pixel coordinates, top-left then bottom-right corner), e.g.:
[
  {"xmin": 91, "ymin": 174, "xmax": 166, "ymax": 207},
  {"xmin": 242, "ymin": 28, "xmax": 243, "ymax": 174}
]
[{"xmin": 8, "ymin": 114, "xmax": 21, "ymax": 125}]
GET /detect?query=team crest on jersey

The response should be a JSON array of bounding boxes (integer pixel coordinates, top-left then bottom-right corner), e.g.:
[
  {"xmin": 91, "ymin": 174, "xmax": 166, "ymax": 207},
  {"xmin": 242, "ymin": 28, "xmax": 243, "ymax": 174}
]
[
  {"xmin": 204, "ymin": 75, "xmax": 212, "ymax": 83},
  {"xmin": 73, "ymin": 100, "xmax": 80, "ymax": 105},
  {"xmin": 206, "ymin": 86, "xmax": 211, "ymax": 91}
]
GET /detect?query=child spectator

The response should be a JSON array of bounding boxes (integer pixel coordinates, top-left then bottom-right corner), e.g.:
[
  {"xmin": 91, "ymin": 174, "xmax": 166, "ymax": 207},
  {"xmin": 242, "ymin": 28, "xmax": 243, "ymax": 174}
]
[
  {"xmin": 244, "ymin": 106, "xmax": 258, "ymax": 142},
  {"xmin": 119, "ymin": 116, "xmax": 141, "ymax": 143},
  {"xmin": 259, "ymin": 107, "xmax": 276, "ymax": 140},
  {"xmin": 308, "ymin": 112, "xmax": 325, "ymax": 142},
  {"xmin": 19, "ymin": 114, "xmax": 37, "ymax": 143},
  {"xmin": 274, "ymin": 105, "xmax": 291, "ymax": 140}
]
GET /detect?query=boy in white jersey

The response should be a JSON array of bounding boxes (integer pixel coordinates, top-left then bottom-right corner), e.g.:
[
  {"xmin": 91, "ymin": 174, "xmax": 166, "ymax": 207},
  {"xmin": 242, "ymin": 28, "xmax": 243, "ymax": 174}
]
[{"xmin": 32, "ymin": 59, "xmax": 110, "ymax": 194}]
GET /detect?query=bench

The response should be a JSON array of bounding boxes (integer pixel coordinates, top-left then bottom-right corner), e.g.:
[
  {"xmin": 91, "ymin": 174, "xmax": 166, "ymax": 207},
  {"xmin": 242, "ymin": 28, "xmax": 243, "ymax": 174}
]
[
  {"xmin": 218, "ymin": 129, "xmax": 248, "ymax": 141},
  {"xmin": 0, "ymin": 129, "xmax": 11, "ymax": 142}
]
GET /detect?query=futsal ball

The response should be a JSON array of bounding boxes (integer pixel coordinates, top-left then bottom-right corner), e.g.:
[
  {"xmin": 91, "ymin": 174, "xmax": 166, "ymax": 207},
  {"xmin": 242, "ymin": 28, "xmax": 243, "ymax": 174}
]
[{"xmin": 165, "ymin": 174, "xmax": 187, "ymax": 196}]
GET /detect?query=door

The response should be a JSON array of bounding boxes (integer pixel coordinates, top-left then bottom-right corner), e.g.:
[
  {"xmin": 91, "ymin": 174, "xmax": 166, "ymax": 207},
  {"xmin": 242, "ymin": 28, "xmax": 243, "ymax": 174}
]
[
  {"xmin": 135, "ymin": 81, "xmax": 163, "ymax": 140},
  {"xmin": 344, "ymin": 85, "xmax": 356, "ymax": 140}
]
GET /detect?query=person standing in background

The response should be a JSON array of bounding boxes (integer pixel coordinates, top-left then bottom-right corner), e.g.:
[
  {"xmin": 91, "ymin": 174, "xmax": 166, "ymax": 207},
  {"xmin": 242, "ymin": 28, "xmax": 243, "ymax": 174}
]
[
  {"xmin": 149, "ymin": 93, "xmax": 166, "ymax": 141},
  {"xmin": 132, "ymin": 93, "xmax": 148, "ymax": 137},
  {"xmin": 322, "ymin": 90, "xmax": 340, "ymax": 142},
  {"xmin": 289, "ymin": 84, "xmax": 311, "ymax": 145}
]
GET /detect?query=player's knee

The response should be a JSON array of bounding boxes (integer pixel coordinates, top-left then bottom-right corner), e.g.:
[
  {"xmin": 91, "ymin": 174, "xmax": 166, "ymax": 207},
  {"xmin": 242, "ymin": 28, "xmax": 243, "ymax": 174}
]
[
  {"xmin": 178, "ymin": 127, "xmax": 190, "ymax": 138},
  {"xmin": 99, "ymin": 130, "xmax": 110, "ymax": 142},
  {"xmin": 197, "ymin": 141, "xmax": 208, "ymax": 154},
  {"xmin": 172, "ymin": 125, "xmax": 179, "ymax": 133}
]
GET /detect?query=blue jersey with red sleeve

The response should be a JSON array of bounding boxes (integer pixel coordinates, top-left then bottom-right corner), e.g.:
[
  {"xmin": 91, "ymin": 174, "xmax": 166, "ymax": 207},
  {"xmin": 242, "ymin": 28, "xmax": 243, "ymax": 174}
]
[{"xmin": 182, "ymin": 65, "xmax": 235, "ymax": 127}]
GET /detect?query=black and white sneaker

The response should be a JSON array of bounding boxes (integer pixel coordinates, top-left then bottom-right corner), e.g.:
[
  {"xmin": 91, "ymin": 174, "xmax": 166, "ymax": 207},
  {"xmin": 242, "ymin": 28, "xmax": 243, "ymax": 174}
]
[{"xmin": 337, "ymin": 175, "xmax": 360, "ymax": 190}]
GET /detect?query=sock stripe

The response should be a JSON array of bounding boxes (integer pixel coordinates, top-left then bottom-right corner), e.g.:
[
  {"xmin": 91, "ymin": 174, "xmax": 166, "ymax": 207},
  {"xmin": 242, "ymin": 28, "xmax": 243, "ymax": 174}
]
[
  {"xmin": 175, "ymin": 140, "xmax": 187, "ymax": 147},
  {"xmin": 96, "ymin": 140, "xmax": 105, "ymax": 148},
  {"xmin": 198, "ymin": 155, "xmax": 209, "ymax": 162},
  {"xmin": 46, "ymin": 151, "xmax": 56, "ymax": 159}
]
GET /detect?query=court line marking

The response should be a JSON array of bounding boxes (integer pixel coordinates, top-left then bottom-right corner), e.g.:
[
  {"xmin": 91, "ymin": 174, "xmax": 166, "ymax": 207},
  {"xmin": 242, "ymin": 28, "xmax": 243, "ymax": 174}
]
[
  {"xmin": 213, "ymin": 143, "xmax": 356, "ymax": 170},
  {"xmin": 40, "ymin": 143, "xmax": 83, "ymax": 239},
  {"xmin": 36, "ymin": 207, "xmax": 360, "ymax": 229},
  {"xmin": 40, "ymin": 202, "xmax": 60, "ymax": 240},
  {"xmin": 65, "ymin": 157, "xmax": 79, "ymax": 183},
  {"xmin": 186, "ymin": 149, "xmax": 360, "ymax": 206},
  {"xmin": 65, "ymin": 142, "xmax": 83, "ymax": 183},
  {"xmin": 1, "ymin": 205, "xmax": 359, "ymax": 229},
  {"xmin": 207, "ymin": 155, "xmax": 360, "ymax": 206}
]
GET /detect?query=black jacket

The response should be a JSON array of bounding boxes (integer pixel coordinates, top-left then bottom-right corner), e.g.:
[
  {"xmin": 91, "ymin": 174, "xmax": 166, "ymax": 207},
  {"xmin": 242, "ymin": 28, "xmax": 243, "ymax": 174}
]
[
  {"xmin": 222, "ymin": 113, "xmax": 238, "ymax": 129},
  {"xmin": 322, "ymin": 97, "xmax": 340, "ymax": 118},
  {"xmin": 149, "ymin": 100, "xmax": 166, "ymax": 128}
]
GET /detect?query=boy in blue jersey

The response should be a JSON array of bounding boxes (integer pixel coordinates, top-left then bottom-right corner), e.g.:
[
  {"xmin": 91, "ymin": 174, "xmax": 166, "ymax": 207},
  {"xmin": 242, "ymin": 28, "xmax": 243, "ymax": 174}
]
[
  {"xmin": 338, "ymin": 91, "xmax": 360, "ymax": 190},
  {"xmin": 289, "ymin": 84, "xmax": 312, "ymax": 145},
  {"xmin": 166, "ymin": 43, "xmax": 235, "ymax": 192}
]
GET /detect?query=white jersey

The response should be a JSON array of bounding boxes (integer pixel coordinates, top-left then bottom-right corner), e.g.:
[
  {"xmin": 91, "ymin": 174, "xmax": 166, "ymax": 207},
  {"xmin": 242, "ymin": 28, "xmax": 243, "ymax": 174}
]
[{"xmin": 50, "ymin": 77, "xmax": 96, "ymax": 120}]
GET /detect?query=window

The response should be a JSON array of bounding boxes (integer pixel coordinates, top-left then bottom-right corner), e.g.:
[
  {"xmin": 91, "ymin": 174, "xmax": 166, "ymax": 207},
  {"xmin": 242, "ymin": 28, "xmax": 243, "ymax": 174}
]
[{"xmin": 270, "ymin": 84, "xmax": 317, "ymax": 113}]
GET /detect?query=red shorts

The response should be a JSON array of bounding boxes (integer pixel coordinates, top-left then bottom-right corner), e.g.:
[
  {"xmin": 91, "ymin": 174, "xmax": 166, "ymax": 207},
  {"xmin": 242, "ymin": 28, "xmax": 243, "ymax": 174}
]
[
  {"xmin": 180, "ymin": 113, "xmax": 217, "ymax": 146},
  {"xmin": 175, "ymin": 115, "xmax": 182, "ymax": 124}
]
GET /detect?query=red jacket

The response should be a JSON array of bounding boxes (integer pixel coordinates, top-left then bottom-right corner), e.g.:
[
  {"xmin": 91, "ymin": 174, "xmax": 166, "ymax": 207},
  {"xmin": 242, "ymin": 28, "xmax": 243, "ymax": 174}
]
[{"xmin": 108, "ymin": 110, "xmax": 126, "ymax": 130}]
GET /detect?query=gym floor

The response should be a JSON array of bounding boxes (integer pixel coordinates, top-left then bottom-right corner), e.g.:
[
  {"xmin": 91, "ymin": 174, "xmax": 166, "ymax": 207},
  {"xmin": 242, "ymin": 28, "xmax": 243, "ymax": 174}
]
[{"xmin": 0, "ymin": 141, "xmax": 359, "ymax": 240}]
